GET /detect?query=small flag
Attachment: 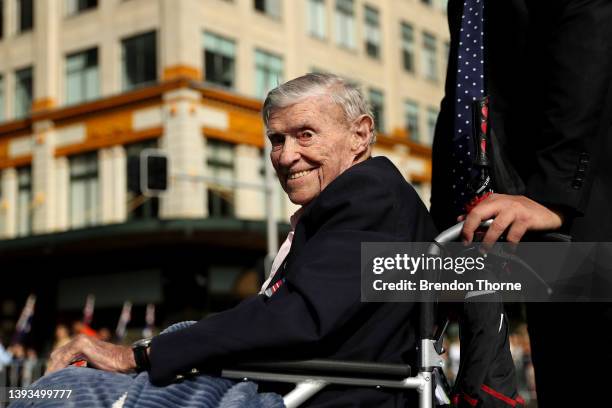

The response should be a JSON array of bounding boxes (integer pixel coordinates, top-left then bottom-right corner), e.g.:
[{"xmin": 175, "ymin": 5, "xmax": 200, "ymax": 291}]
[
  {"xmin": 115, "ymin": 301, "xmax": 132, "ymax": 341},
  {"xmin": 142, "ymin": 303, "xmax": 155, "ymax": 338},
  {"xmin": 264, "ymin": 278, "xmax": 285, "ymax": 298},
  {"xmin": 83, "ymin": 294, "xmax": 95, "ymax": 325},
  {"xmin": 13, "ymin": 294, "xmax": 36, "ymax": 345}
]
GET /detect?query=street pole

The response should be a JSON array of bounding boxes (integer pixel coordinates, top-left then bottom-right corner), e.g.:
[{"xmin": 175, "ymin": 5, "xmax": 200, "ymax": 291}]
[
  {"xmin": 167, "ymin": 134, "xmax": 280, "ymax": 279},
  {"xmin": 263, "ymin": 135, "xmax": 278, "ymax": 278}
]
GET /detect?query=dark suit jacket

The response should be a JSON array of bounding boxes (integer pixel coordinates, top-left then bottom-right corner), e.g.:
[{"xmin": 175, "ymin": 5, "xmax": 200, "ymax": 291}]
[
  {"xmin": 432, "ymin": 0, "xmax": 612, "ymax": 241},
  {"xmin": 149, "ymin": 156, "xmax": 437, "ymax": 407}
]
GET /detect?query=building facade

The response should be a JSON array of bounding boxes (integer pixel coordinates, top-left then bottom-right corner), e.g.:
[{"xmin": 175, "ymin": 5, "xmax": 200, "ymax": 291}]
[{"xmin": 0, "ymin": 0, "xmax": 449, "ymax": 343}]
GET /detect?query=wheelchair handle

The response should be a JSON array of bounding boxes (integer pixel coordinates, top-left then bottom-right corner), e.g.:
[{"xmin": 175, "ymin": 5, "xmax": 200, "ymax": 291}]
[
  {"xmin": 433, "ymin": 219, "xmax": 493, "ymax": 245},
  {"xmin": 432, "ymin": 219, "xmax": 571, "ymax": 247}
]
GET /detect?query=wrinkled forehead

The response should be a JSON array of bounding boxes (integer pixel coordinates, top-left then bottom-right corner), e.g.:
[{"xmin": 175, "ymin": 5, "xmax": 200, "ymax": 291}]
[{"xmin": 267, "ymin": 95, "xmax": 348, "ymax": 132}]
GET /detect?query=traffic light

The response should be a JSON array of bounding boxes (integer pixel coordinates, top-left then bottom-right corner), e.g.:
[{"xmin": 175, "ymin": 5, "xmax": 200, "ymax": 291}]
[
  {"xmin": 127, "ymin": 155, "xmax": 140, "ymax": 193},
  {"xmin": 145, "ymin": 153, "xmax": 168, "ymax": 192},
  {"xmin": 127, "ymin": 149, "xmax": 168, "ymax": 196}
]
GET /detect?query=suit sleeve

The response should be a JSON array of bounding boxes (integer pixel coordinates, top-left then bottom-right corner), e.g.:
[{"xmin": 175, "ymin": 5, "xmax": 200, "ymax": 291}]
[
  {"xmin": 148, "ymin": 169, "xmax": 421, "ymax": 385},
  {"xmin": 524, "ymin": 0, "xmax": 612, "ymax": 215}
]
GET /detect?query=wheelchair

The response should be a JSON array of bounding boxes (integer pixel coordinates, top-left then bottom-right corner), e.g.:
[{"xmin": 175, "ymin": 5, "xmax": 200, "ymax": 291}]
[
  {"xmin": 222, "ymin": 220, "xmax": 571, "ymax": 407},
  {"xmin": 221, "ymin": 220, "xmax": 496, "ymax": 408}
]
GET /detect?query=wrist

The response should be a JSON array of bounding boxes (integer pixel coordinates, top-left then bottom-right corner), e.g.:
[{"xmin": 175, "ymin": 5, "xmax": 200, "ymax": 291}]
[
  {"xmin": 529, "ymin": 197, "xmax": 570, "ymax": 230},
  {"xmin": 132, "ymin": 338, "xmax": 152, "ymax": 372},
  {"xmin": 126, "ymin": 346, "xmax": 137, "ymax": 371},
  {"xmin": 546, "ymin": 203, "xmax": 578, "ymax": 231},
  {"xmin": 550, "ymin": 207, "xmax": 565, "ymax": 226}
]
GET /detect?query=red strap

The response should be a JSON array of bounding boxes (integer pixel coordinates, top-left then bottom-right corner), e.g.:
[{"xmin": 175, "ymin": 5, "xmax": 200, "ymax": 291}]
[
  {"xmin": 452, "ymin": 392, "xmax": 479, "ymax": 407},
  {"xmin": 465, "ymin": 191, "xmax": 493, "ymax": 213},
  {"xmin": 462, "ymin": 392, "xmax": 479, "ymax": 407},
  {"xmin": 480, "ymin": 384, "xmax": 525, "ymax": 407}
]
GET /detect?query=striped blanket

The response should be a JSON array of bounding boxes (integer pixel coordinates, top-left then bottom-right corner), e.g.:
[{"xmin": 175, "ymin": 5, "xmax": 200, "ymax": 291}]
[{"xmin": 9, "ymin": 322, "xmax": 284, "ymax": 408}]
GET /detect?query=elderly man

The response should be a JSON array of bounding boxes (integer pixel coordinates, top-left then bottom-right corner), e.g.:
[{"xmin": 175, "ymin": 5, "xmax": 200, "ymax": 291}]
[{"xmin": 35, "ymin": 74, "xmax": 436, "ymax": 407}]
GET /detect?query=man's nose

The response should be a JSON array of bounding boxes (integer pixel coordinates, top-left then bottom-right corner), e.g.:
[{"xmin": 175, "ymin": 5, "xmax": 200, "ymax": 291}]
[{"xmin": 278, "ymin": 137, "xmax": 301, "ymax": 167}]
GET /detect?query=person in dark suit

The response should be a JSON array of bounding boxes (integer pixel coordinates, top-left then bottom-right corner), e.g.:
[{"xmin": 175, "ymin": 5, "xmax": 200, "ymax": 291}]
[
  {"xmin": 432, "ymin": 1, "xmax": 612, "ymax": 406},
  {"xmin": 45, "ymin": 73, "xmax": 437, "ymax": 407}
]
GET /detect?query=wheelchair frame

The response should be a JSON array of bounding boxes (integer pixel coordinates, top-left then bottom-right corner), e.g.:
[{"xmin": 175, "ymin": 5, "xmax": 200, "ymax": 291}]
[{"xmin": 221, "ymin": 220, "xmax": 492, "ymax": 408}]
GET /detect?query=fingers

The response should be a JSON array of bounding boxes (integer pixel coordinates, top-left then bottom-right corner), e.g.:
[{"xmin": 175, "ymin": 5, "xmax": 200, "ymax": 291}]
[
  {"xmin": 44, "ymin": 336, "xmax": 135, "ymax": 376},
  {"xmin": 462, "ymin": 197, "xmax": 499, "ymax": 243},
  {"xmin": 462, "ymin": 194, "xmax": 560, "ymax": 245},
  {"xmin": 506, "ymin": 220, "xmax": 529, "ymax": 244},
  {"xmin": 46, "ymin": 349, "xmax": 68, "ymax": 374},
  {"xmin": 45, "ymin": 335, "xmax": 91, "ymax": 375},
  {"xmin": 481, "ymin": 209, "xmax": 515, "ymax": 246}
]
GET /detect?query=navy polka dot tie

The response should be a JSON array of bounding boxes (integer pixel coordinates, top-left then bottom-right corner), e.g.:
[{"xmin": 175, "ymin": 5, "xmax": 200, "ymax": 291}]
[{"xmin": 452, "ymin": 0, "xmax": 486, "ymax": 214}]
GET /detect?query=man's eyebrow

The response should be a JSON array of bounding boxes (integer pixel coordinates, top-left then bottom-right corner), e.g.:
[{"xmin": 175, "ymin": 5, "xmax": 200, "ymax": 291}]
[
  {"xmin": 266, "ymin": 131, "xmax": 285, "ymax": 138},
  {"xmin": 289, "ymin": 123, "xmax": 316, "ymax": 133},
  {"xmin": 267, "ymin": 124, "xmax": 315, "ymax": 137}
]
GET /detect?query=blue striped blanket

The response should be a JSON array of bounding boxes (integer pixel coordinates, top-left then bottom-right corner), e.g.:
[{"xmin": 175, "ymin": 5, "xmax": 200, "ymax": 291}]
[{"xmin": 9, "ymin": 322, "xmax": 284, "ymax": 408}]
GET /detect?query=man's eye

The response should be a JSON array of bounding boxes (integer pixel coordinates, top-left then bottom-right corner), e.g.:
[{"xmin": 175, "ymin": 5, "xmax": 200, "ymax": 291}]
[
  {"xmin": 298, "ymin": 131, "xmax": 314, "ymax": 140},
  {"xmin": 269, "ymin": 135, "xmax": 285, "ymax": 148}
]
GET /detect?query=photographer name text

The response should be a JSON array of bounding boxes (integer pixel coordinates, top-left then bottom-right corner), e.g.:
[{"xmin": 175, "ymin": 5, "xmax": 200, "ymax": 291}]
[{"xmin": 372, "ymin": 279, "xmax": 522, "ymax": 292}]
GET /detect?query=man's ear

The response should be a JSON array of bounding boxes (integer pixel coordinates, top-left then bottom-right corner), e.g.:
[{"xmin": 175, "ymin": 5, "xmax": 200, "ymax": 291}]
[{"xmin": 351, "ymin": 114, "xmax": 374, "ymax": 154}]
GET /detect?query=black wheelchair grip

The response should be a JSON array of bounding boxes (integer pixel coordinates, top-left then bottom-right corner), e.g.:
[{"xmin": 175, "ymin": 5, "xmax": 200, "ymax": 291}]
[{"xmin": 228, "ymin": 359, "xmax": 411, "ymax": 379}]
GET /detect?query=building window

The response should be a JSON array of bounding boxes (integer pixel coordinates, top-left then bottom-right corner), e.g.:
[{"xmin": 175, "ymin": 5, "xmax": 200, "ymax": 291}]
[
  {"xmin": 203, "ymin": 32, "xmax": 236, "ymax": 89},
  {"xmin": 255, "ymin": 49, "xmax": 283, "ymax": 98},
  {"xmin": 69, "ymin": 152, "xmax": 99, "ymax": 229},
  {"xmin": 401, "ymin": 22, "xmax": 415, "ymax": 72},
  {"xmin": 206, "ymin": 140, "xmax": 235, "ymax": 218},
  {"xmin": 422, "ymin": 32, "xmax": 438, "ymax": 81},
  {"xmin": 65, "ymin": 48, "xmax": 99, "ymax": 105},
  {"xmin": 368, "ymin": 88, "xmax": 385, "ymax": 133},
  {"xmin": 335, "ymin": 0, "xmax": 355, "ymax": 49},
  {"xmin": 404, "ymin": 100, "xmax": 420, "ymax": 142},
  {"xmin": 307, "ymin": 0, "xmax": 326, "ymax": 39},
  {"xmin": 364, "ymin": 6, "xmax": 380, "ymax": 59},
  {"xmin": 0, "ymin": 75, "xmax": 4, "ymax": 122},
  {"xmin": 16, "ymin": 166, "xmax": 32, "ymax": 237},
  {"xmin": 254, "ymin": 0, "xmax": 280, "ymax": 18},
  {"xmin": 426, "ymin": 107, "xmax": 438, "ymax": 145},
  {"xmin": 126, "ymin": 140, "xmax": 159, "ymax": 221},
  {"xmin": 122, "ymin": 31, "xmax": 157, "ymax": 90},
  {"xmin": 14, "ymin": 67, "xmax": 33, "ymax": 119},
  {"xmin": 17, "ymin": 0, "xmax": 33, "ymax": 32},
  {"xmin": 66, "ymin": 0, "xmax": 97, "ymax": 15}
]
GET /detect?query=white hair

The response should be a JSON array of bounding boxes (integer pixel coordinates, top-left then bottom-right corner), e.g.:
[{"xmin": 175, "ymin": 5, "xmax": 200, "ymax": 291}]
[{"xmin": 262, "ymin": 73, "xmax": 376, "ymax": 144}]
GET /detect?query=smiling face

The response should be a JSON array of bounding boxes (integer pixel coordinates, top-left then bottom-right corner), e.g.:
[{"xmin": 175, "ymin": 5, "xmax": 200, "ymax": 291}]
[{"xmin": 267, "ymin": 94, "xmax": 370, "ymax": 205}]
